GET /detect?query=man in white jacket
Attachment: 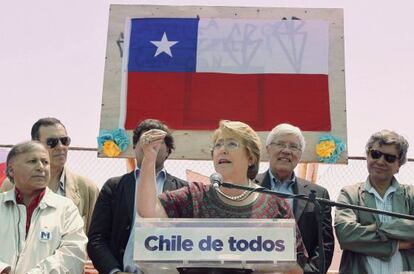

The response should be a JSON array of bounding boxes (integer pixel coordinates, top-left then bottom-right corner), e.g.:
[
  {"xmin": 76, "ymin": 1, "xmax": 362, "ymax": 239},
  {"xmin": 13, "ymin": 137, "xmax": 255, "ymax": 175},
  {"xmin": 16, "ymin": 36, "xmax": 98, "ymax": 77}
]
[{"xmin": 0, "ymin": 141, "xmax": 87, "ymax": 274}]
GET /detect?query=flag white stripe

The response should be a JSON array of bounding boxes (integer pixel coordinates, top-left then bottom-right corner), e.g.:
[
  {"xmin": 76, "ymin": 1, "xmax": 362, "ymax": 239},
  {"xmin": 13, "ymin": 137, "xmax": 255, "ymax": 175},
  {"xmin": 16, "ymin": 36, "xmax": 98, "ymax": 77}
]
[{"xmin": 196, "ymin": 19, "xmax": 328, "ymax": 74}]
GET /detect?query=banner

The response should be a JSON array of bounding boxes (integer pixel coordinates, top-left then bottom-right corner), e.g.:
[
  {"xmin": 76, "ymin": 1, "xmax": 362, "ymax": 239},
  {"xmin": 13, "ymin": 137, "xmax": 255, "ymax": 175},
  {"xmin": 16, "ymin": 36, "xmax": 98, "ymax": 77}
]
[{"xmin": 134, "ymin": 218, "xmax": 296, "ymax": 263}]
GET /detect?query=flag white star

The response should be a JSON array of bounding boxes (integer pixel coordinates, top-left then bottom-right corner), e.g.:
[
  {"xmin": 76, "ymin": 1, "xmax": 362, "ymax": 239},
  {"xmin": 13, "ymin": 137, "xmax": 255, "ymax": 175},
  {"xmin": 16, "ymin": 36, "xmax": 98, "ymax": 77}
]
[{"xmin": 150, "ymin": 32, "xmax": 179, "ymax": 57}]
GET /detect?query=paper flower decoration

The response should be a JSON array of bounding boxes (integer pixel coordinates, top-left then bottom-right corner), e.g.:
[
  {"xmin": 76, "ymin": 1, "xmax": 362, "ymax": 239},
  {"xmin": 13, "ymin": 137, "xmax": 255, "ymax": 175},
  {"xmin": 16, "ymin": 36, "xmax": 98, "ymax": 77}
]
[
  {"xmin": 102, "ymin": 140, "xmax": 121, "ymax": 157},
  {"xmin": 315, "ymin": 134, "xmax": 346, "ymax": 163},
  {"xmin": 97, "ymin": 128, "xmax": 130, "ymax": 157}
]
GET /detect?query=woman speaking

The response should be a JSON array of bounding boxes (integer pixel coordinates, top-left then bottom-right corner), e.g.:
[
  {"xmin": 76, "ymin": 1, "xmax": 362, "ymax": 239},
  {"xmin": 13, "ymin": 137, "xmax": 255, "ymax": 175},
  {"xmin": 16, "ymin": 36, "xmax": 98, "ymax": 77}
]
[{"xmin": 137, "ymin": 120, "xmax": 307, "ymax": 273}]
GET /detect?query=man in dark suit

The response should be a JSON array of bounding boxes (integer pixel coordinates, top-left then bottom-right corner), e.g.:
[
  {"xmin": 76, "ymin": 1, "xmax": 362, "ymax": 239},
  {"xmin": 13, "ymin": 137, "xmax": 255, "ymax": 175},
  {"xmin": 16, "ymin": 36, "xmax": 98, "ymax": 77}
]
[
  {"xmin": 255, "ymin": 123, "xmax": 334, "ymax": 274},
  {"xmin": 87, "ymin": 119, "xmax": 187, "ymax": 274}
]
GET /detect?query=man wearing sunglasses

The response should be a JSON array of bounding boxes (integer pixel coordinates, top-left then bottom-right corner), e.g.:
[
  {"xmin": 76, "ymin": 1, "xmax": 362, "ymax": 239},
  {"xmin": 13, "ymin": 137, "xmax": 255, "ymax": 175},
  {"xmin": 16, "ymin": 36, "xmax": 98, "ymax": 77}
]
[
  {"xmin": 335, "ymin": 130, "xmax": 414, "ymax": 274},
  {"xmin": 255, "ymin": 123, "xmax": 334, "ymax": 274},
  {"xmin": 0, "ymin": 117, "xmax": 99, "ymax": 233}
]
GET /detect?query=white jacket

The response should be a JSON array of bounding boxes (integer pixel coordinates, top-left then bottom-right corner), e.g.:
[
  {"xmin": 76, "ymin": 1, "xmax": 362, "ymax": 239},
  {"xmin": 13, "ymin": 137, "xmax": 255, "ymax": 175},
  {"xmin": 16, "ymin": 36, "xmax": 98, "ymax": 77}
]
[{"xmin": 0, "ymin": 187, "xmax": 87, "ymax": 274}]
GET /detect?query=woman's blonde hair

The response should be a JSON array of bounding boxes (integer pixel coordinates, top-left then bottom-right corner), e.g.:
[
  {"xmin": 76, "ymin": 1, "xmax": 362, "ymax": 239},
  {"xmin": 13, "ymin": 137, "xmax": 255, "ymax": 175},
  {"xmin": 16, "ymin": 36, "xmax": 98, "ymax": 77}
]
[{"xmin": 212, "ymin": 120, "xmax": 261, "ymax": 179}]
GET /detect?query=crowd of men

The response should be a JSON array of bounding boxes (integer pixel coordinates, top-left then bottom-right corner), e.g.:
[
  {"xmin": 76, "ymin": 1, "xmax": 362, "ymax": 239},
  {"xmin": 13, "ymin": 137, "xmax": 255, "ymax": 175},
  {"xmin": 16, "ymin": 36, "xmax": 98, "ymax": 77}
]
[{"xmin": 0, "ymin": 117, "xmax": 413, "ymax": 274}]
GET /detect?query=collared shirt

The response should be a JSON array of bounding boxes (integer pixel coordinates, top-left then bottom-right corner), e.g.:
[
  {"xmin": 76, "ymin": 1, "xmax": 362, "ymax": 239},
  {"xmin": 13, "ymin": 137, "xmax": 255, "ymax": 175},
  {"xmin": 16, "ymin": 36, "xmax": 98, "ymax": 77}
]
[
  {"xmin": 15, "ymin": 187, "xmax": 46, "ymax": 234},
  {"xmin": 121, "ymin": 167, "xmax": 167, "ymax": 274},
  {"xmin": 0, "ymin": 188, "xmax": 87, "ymax": 274},
  {"xmin": 55, "ymin": 169, "xmax": 65, "ymax": 196},
  {"xmin": 268, "ymin": 170, "xmax": 295, "ymax": 208},
  {"xmin": 365, "ymin": 178, "xmax": 403, "ymax": 274}
]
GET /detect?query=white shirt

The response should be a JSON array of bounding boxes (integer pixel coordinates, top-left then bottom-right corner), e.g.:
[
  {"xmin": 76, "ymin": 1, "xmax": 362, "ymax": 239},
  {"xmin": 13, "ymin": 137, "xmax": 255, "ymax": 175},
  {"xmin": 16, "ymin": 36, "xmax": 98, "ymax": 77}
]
[
  {"xmin": 0, "ymin": 187, "xmax": 87, "ymax": 274},
  {"xmin": 56, "ymin": 168, "xmax": 66, "ymax": 196}
]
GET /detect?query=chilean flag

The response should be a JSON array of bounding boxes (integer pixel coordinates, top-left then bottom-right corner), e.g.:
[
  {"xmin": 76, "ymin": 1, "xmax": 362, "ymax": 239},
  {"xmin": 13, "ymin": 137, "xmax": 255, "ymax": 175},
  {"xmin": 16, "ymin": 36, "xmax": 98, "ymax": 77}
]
[
  {"xmin": 122, "ymin": 18, "xmax": 330, "ymax": 131},
  {"xmin": 0, "ymin": 149, "xmax": 8, "ymax": 187}
]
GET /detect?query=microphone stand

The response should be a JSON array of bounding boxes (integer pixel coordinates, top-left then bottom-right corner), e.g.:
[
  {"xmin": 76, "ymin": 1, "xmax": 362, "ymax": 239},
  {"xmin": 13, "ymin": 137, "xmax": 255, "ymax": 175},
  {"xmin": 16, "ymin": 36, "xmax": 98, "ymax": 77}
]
[
  {"xmin": 216, "ymin": 181, "xmax": 414, "ymax": 274},
  {"xmin": 309, "ymin": 190, "xmax": 325, "ymax": 274}
]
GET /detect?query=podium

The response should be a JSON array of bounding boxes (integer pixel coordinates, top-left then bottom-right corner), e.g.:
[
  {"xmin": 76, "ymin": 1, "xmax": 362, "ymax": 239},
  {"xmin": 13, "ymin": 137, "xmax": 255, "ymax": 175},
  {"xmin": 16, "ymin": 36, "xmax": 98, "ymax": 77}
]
[{"xmin": 134, "ymin": 218, "xmax": 300, "ymax": 273}]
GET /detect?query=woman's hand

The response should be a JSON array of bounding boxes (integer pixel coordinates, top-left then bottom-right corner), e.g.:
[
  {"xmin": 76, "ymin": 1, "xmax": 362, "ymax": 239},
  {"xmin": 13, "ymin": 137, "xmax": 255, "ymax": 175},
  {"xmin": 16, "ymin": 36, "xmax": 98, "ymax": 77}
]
[
  {"xmin": 138, "ymin": 129, "xmax": 167, "ymax": 163},
  {"xmin": 136, "ymin": 129, "xmax": 169, "ymax": 218}
]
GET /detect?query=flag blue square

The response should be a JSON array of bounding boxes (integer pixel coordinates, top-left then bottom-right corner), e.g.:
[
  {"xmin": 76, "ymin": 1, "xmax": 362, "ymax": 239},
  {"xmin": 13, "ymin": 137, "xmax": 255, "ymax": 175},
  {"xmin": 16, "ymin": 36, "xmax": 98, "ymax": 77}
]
[{"xmin": 128, "ymin": 18, "xmax": 199, "ymax": 72}]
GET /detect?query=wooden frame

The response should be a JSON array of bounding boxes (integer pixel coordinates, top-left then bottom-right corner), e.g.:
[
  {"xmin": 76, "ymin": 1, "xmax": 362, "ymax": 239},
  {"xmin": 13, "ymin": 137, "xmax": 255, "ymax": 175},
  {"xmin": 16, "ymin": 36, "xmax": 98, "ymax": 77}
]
[{"xmin": 99, "ymin": 4, "xmax": 346, "ymax": 163}]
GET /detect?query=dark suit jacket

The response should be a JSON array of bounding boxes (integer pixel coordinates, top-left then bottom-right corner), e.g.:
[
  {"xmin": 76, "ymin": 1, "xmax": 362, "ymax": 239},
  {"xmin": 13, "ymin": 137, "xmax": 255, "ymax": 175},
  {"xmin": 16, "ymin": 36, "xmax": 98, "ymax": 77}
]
[
  {"xmin": 256, "ymin": 171, "xmax": 334, "ymax": 274},
  {"xmin": 87, "ymin": 171, "xmax": 187, "ymax": 274}
]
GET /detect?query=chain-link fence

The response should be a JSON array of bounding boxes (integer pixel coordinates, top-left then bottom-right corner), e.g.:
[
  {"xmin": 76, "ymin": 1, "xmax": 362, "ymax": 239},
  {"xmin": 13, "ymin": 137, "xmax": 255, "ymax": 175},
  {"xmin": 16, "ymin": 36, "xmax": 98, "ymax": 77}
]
[
  {"xmin": 61, "ymin": 147, "xmax": 414, "ymax": 202},
  {"xmin": 3, "ymin": 144, "xmax": 413, "ymax": 200}
]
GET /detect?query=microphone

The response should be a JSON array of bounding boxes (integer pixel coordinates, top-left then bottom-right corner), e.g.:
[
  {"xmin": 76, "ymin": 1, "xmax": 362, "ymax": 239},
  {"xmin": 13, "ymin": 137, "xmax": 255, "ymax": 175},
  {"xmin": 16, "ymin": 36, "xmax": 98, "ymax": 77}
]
[{"xmin": 209, "ymin": 173, "xmax": 223, "ymax": 189}]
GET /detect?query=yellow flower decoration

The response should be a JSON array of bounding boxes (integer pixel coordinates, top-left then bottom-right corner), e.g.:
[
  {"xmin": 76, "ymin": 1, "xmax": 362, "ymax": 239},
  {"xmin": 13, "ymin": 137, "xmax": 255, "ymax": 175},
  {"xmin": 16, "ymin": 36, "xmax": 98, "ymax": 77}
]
[
  {"xmin": 316, "ymin": 134, "xmax": 346, "ymax": 163},
  {"xmin": 97, "ymin": 128, "xmax": 130, "ymax": 157},
  {"xmin": 103, "ymin": 140, "xmax": 121, "ymax": 157},
  {"xmin": 316, "ymin": 140, "xmax": 336, "ymax": 158}
]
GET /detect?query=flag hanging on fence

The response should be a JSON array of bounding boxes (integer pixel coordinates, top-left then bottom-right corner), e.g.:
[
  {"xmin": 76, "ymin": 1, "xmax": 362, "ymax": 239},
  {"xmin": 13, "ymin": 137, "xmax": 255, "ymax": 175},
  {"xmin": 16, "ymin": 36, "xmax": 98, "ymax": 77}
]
[
  {"xmin": 122, "ymin": 18, "xmax": 330, "ymax": 131},
  {"xmin": 0, "ymin": 148, "xmax": 9, "ymax": 187}
]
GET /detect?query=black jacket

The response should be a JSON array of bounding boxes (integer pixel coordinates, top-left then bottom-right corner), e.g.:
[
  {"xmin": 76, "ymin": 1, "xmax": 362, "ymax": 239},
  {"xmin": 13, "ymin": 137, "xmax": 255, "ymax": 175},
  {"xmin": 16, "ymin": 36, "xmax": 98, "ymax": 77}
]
[
  {"xmin": 87, "ymin": 171, "xmax": 187, "ymax": 274},
  {"xmin": 255, "ymin": 171, "xmax": 334, "ymax": 274}
]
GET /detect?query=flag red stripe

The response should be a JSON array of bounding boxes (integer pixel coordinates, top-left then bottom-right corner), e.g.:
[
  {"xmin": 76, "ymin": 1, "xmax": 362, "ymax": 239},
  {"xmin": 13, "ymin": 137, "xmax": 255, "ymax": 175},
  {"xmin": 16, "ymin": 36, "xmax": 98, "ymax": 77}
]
[
  {"xmin": 0, "ymin": 163, "xmax": 6, "ymax": 187},
  {"xmin": 125, "ymin": 72, "xmax": 330, "ymax": 131}
]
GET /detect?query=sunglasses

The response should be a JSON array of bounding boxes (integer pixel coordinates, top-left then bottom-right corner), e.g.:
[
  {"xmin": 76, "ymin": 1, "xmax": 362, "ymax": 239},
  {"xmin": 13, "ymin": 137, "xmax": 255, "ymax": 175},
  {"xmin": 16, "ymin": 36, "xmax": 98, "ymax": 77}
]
[
  {"xmin": 46, "ymin": 136, "xmax": 71, "ymax": 148},
  {"xmin": 369, "ymin": 149, "xmax": 399, "ymax": 163}
]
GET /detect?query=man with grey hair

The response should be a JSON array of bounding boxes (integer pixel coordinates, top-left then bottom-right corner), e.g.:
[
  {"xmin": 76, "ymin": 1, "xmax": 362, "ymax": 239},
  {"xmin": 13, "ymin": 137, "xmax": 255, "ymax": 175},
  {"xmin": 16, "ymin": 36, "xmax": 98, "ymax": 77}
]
[
  {"xmin": 256, "ymin": 123, "xmax": 334, "ymax": 274},
  {"xmin": 335, "ymin": 129, "xmax": 414, "ymax": 274}
]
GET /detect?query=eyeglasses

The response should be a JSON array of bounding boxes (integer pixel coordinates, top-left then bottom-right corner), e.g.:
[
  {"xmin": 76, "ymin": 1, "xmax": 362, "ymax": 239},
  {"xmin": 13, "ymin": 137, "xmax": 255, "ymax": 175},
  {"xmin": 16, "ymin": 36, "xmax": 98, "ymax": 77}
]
[
  {"xmin": 213, "ymin": 139, "xmax": 241, "ymax": 151},
  {"xmin": 369, "ymin": 149, "xmax": 399, "ymax": 164},
  {"xmin": 46, "ymin": 136, "xmax": 71, "ymax": 148},
  {"xmin": 270, "ymin": 142, "xmax": 301, "ymax": 152}
]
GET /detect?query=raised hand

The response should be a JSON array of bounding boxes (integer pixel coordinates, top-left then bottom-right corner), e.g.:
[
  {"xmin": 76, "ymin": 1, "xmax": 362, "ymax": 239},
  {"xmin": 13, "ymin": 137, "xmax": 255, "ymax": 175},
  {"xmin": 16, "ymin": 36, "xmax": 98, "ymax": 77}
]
[{"xmin": 138, "ymin": 129, "xmax": 167, "ymax": 163}]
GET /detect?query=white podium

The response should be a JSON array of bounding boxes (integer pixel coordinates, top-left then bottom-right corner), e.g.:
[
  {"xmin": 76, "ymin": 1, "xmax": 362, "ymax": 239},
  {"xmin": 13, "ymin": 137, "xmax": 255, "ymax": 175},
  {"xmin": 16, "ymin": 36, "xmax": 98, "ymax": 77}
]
[{"xmin": 134, "ymin": 218, "xmax": 300, "ymax": 273}]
